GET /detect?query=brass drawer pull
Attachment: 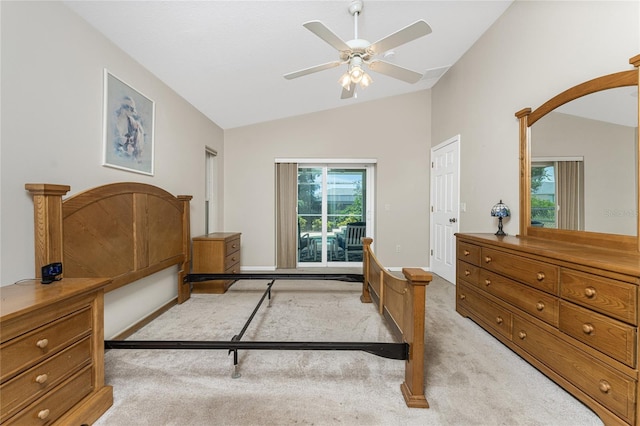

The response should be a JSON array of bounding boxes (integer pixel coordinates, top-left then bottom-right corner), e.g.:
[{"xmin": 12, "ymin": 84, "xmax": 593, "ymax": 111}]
[
  {"xmin": 484, "ymin": 256, "xmax": 492, "ymax": 263},
  {"xmin": 232, "ymin": 243, "xmax": 238, "ymax": 248},
  {"xmin": 459, "ymin": 294, "xmax": 466, "ymax": 300},
  {"xmin": 536, "ymin": 302, "xmax": 545, "ymax": 311},
  {"xmin": 36, "ymin": 338, "xmax": 49, "ymax": 349},
  {"xmin": 496, "ymin": 316, "xmax": 503, "ymax": 325},
  {"xmin": 463, "ymin": 250, "xmax": 470, "ymax": 256},
  {"xmin": 518, "ymin": 331, "xmax": 527, "ymax": 339},
  {"xmin": 231, "ymin": 256, "xmax": 237, "ymax": 262},
  {"xmin": 584, "ymin": 287, "xmax": 596, "ymax": 298},
  {"xmin": 35, "ymin": 374, "xmax": 48, "ymax": 384},
  {"xmin": 599, "ymin": 380, "xmax": 611, "ymax": 394},
  {"xmin": 536, "ymin": 272, "xmax": 545, "ymax": 281},
  {"xmin": 485, "ymin": 279, "xmax": 491, "ymax": 286},
  {"xmin": 464, "ymin": 270, "xmax": 471, "ymax": 276},
  {"xmin": 38, "ymin": 409, "xmax": 50, "ymax": 420},
  {"xmin": 582, "ymin": 323, "xmax": 595, "ymax": 335}
]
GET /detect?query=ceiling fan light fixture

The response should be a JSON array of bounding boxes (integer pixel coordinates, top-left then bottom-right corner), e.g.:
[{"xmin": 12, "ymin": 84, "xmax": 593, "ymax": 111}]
[
  {"xmin": 359, "ymin": 72, "xmax": 373, "ymax": 88},
  {"xmin": 339, "ymin": 72, "xmax": 352, "ymax": 89}
]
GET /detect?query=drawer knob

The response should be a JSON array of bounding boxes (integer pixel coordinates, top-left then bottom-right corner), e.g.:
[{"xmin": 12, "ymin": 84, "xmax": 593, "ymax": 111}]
[
  {"xmin": 232, "ymin": 256, "xmax": 237, "ymax": 261},
  {"xmin": 582, "ymin": 323, "xmax": 595, "ymax": 335},
  {"xmin": 38, "ymin": 409, "xmax": 50, "ymax": 420},
  {"xmin": 36, "ymin": 338, "xmax": 49, "ymax": 349},
  {"xmin": 484, "ymin": 256, "xmax": 492, "ymax": 263},
  {"xmin": 496, "ymin": 316, "xmax": 503, "ymax": 325},
  {"xmin": 536, "ymin": 272, "xmax": 545, "ymax": 281},
  {"xmin": 35, "ymin": 374, "xmax": 48, "ymax": 384},
  {"xmin": 584, "ymin": 287, "xmax": 597, "ymax": 298},
  {"xmin": 464, "ymin": 270, "xmax": 471, "ymax": 276},
  {"xmin": 485, "ymin": 279, "xmax": 491, "ymax": 286},
  {"xmin": 459, "ymin": 294, "xmax": 466, "ymax": 300},
  {"xmin": 232, "ymin": 244, "xmax": 238, "ymax": 248},
  {"xmin": 536, "ymin": 302, "xmax": 545, "ymax": 311},
  {"xmin": 464, "ymin": 250, "xmax": 470, "ymax": 256},
  {"xmin": 518, "ymin": 331, "xmax": 527, "ymax": 339},
  {"xmin": 599, "ymin": 380, "xmax": 611, "ymax": 394}
]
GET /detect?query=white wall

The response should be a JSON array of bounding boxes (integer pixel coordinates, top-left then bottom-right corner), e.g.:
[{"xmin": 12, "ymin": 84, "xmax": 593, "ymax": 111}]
[
  {"xmin": 224, "ymin": 91, "xmax": 431, "ymax": 269},
  {"xmin": 1, "ymin": 1, "xmax": 224, "ymax": 337},
  {"xmin": 432, "ymin": 0, "xmax": 639, "ymax": 236}
]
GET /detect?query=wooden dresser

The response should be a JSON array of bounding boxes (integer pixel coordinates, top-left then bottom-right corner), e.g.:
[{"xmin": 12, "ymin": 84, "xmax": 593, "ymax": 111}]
[
  {"xmin": 0, "ymin": 278, "xmax": 113, "ymax": 425},
  {"xmin": 456, "ymin": 233, "xmax": 640, "ymax": 425},
  {"xmin": 191, "ymin": 232, "xmax": 241, "ymax": 293}
]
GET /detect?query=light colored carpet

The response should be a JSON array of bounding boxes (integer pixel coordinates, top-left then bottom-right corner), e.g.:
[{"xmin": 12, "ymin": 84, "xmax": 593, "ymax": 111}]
[{"xmin": 95, "ymin": 275, "xmax": 603, "ymax": 426}]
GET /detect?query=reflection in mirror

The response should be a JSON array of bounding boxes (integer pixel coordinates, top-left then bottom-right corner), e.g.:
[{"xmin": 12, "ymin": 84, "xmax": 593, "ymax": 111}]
[{"xmin": 530, "ymin": 86, "xmax": 638, "ymax": 236}]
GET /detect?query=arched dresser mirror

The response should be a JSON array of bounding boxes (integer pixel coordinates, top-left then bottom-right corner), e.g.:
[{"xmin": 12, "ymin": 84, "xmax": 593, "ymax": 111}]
[
  {"xmin": 516, "ymin": 54, "xmax": 640, "ymax": 251},
  {"xmin": 456, "ymin": 54, "xmax": 640, "ymax": 426}
]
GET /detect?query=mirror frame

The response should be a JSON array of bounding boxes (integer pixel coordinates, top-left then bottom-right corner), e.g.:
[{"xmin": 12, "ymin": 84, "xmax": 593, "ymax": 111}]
[{"xmin": 516, "ymin": 54, "xmax": 640, "ymax": 251}]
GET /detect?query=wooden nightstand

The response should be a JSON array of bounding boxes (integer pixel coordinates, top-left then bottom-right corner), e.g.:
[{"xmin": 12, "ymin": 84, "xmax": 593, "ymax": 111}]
[
  {"xmin": 0, "ymin": 278, "xmax": 113, "ymax": 425},
  {"xmin": 191, "ymin": 232, "xmax": 241, "ymax": 293}
]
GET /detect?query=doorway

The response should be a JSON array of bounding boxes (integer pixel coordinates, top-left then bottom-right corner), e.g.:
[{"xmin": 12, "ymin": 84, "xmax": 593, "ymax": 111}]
[
  {"xmin": 297, "ymin": 164, "xmax": 374, "ymax": 266},
  {"xmin": 430, "ymin": 135, "xmax": 460, "ymax": 284}
]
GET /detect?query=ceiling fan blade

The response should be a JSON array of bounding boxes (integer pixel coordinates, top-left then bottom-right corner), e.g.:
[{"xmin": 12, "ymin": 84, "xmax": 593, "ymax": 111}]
[
  {"xmin": 368, "ymin": 20, "xmax": 432, "ymax": 55},
  {"xmin": 303, "ymin": 20, "xmax": 352, "ymax": 53},
  {"xmin": 340, "ymin": 84, "xmax": 355, "ymax": 100},
  {"xmin": 284, "ymin": 61, "xmax": 342, "ymax": 80},
  {"xmin": 368, "ymin": 60, "xmax": 423, "ymax": 84}
]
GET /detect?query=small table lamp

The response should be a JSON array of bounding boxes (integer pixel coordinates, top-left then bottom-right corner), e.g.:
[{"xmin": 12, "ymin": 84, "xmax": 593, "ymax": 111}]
[{"xmin": 491, "ymin": 200, "xmax": 510, "ymax": 236}]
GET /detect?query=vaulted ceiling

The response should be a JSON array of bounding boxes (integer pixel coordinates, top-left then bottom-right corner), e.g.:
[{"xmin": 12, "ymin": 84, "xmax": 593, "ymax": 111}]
[{"xmin": 65, "ymin": 1, "xmax": 513, "ymax": 129}]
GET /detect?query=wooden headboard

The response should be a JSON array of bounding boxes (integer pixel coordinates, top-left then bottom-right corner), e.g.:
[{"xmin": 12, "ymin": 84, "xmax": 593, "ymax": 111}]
[{"xmin": 25, "ymin": 182, "xmax": 193, "ymax": 303}]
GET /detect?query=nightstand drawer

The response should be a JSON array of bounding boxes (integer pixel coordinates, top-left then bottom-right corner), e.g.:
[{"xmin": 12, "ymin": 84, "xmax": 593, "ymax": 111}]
[
  {"xmin": 0, "ymin": 337, "xmax": 92, "ymax": 422},
  {"xmin": 225, "ymin": 237, "xmax": 241, "ymax": 255},
  {"xmin": 560, "ymin": 301, "xmax": 636, "ymax": 367},
  {"xmin": 5, "ymin": 365, "xmax": 93, "ymax": 426},
  {"xmin": 561, "ymin": 269, "xmax": 637, "ymax": 325},
  {"xmin": 482, "ymin": 247, "xmax": 558, "ymax": 294},
  {"xmin": 224, "ymin": 251, "xmax": 241, "ymax": 270},
  {"xmin": 0, "ymin": 307, "xmax": 92, "ymax": 382}
]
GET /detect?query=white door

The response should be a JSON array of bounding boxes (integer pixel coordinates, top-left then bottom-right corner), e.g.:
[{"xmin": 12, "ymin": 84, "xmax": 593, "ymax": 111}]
[{"xmin": 430, "ymin": 136, "xmax": 460, "ymax": 284}]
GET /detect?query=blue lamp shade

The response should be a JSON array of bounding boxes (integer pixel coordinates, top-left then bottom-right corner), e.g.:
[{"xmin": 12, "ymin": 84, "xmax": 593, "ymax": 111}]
[{"xmin": 490, "ymin": 200, "xmax": 510, "ymax": 236}]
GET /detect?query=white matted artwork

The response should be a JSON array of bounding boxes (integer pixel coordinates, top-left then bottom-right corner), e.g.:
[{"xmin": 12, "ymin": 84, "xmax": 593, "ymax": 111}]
[{"xmin": 103, "ymin": 70, "xmax": 155, "ymax": 175}]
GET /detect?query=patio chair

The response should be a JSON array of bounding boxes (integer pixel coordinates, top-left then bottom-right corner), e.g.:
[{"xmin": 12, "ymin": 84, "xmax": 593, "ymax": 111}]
[
  {"xmin": 298, "ymin": 219, "xmax": 317, "ymax": 261},
  {"xmin": 341, "ymin": 222, "xmax": 366, "ymax": 261}
]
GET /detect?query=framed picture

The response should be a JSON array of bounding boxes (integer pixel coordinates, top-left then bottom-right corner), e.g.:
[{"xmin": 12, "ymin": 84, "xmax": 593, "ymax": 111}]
[{"xmin": 103, "ymin": 70, "xmax": 155, "ymax": 175}]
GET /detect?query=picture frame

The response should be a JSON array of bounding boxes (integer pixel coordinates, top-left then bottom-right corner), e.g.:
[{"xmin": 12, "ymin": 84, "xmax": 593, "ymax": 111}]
[{"xmin": 103, "ymin": 70, "xmax": 155, "ymax": 175}]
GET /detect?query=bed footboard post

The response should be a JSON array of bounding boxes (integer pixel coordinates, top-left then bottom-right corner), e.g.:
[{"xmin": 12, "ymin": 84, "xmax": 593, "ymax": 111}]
[
  {"xmin": 177, "ymin": 195, "xmax": 193, "ymax": 304},
  {"xmin": 400, "ymin": 267, "xmax": 432, "ymax": 408},
  {"xmin": 360, "ymin": 237, "xmax": 373, "ymax": 303},
  {"xmin": 25, "ymin": 183, "xmax": 71, "ymax": 278}
]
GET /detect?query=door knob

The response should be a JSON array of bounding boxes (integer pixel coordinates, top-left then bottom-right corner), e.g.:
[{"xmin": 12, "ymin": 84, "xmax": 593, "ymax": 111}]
[{"xmin": 449, "ymin": 218, "xmax": 457, "ymax": 223}]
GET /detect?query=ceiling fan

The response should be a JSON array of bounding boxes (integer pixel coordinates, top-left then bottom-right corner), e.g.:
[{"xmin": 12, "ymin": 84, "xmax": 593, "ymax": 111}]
[{"xmin": 283, "ymin": 0, "xmax": 432, "ymax": 99}]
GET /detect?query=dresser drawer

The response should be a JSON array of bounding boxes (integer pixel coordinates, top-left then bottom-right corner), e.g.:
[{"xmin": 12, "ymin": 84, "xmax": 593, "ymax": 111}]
[
  {"xmin": 481, "ymin": 247, "xmax": 558, "ymax": 294},
  {"xmin": 0, "ymin": 307, "xmax": 92, "ymax": 382},
  {"xmin": 457, "ymin": 241, "xmax": 481, "ymax": 266},
  {"xmin": 0, "ymin": 337, "xmax": 91, "ymax": 422},
  {"xmin": 513, "ymin": 316, "xmax": 635, "ymax": 422},
  {"xmin": 225, "ymin": 237, "xmax": 241, "ymax": 255},
  {"xmin": 4, "ymin": 365, "xmax": 93, "ymax": 426},
  {"xmin": 561, "ymin": 269, "xmax": 637, "ymax": 325},
  {"xmin": 457, "ymin": 260, "xmax": 480, "ymax": 285},
  {"xmin": 457, "ymin": 283, "xmax": 512, "ymax": 339},
  {"xmin": 482, "ymin": 270, "xmax": 559, "ymax": 327},
  {"xmin": 559, "ymin": 301, "xmax": 636, "ymax": 368}
]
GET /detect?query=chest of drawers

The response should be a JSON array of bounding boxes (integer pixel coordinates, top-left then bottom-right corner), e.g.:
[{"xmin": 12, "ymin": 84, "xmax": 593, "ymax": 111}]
[
  {"xmin": 191, "ymin": 232, "xmax": 241, "ymax": 293},
  {"xmin": 456, "ymin": 233, "xmax": 640, "ymax": 426},
  {"xmin": 0, "ymin": 278, "xmax": 113, "ymax": 425}
]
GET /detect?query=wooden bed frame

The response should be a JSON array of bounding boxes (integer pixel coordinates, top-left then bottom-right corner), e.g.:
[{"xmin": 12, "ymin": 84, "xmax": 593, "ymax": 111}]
[
  {"xmin": 361, "ymin": 237, "xmax": 432, "ymax": 408},
  {"xmin": 25, "ymin": 182, "xmax": 431, "ymax": 410}
]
